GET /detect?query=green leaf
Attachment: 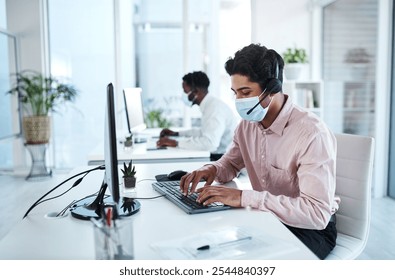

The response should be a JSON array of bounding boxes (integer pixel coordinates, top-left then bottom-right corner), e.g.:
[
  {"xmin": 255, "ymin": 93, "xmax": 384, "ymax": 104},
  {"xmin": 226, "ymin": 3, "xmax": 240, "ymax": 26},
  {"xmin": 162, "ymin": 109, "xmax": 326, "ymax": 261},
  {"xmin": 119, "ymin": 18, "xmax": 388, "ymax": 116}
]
[
  {"xmin": 5, "ymin": 70, "xmax": 79, "ymax": 116},
  {"xmin": 282, "ymin": 47, "xmax": 308, "ymax": 64}
]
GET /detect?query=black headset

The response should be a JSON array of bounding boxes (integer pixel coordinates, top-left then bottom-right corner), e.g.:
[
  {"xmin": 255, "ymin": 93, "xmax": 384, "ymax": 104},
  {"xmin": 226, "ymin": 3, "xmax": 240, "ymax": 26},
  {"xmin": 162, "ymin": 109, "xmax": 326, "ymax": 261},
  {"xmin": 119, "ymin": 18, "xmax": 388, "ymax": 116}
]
[
  {"xmin": 264, "ymin": 60, "xmax": 282, "ymax": 94},
  {"xmin": 190, "ymin": 73, "xmax": 196, "ymax": 92},
  {"xmin": 246, "ymin": 60, "xmax": 282, "ymax": 115}
]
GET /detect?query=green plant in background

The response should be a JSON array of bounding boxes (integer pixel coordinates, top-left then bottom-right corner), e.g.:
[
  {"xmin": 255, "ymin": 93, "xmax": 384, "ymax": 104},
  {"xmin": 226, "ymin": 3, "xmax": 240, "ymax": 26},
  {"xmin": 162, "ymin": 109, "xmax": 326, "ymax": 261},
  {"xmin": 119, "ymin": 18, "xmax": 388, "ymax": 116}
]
[
  {"xmin": 121, "ymin": 160, "xmax": 136, "ymax": 178},
  {"xmin": 282, "ymin": 47, "xmax": 308, "ymax": 64},
  {"xmin": 6, "ymin": 70, "xmax": 78, "ymax": 116},
  {"xmin": 146, "ymin": 109, "xmax": 172, "ymax": 128}
]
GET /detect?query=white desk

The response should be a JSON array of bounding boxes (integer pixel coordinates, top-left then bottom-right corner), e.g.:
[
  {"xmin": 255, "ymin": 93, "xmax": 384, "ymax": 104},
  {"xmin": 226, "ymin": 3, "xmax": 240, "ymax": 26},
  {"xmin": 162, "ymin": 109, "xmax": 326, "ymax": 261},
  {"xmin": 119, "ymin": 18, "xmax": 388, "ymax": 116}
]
[
  {"xmin": 0, "ymin": 161, "xmax": 317, "ymax": 260},
  {"xmin": 87, "ymin": 136, "xmax": 210, "ymax": 165},
  {"xmin": 88, "ymin": 141, "xmax": 210, "ymax": 165}
]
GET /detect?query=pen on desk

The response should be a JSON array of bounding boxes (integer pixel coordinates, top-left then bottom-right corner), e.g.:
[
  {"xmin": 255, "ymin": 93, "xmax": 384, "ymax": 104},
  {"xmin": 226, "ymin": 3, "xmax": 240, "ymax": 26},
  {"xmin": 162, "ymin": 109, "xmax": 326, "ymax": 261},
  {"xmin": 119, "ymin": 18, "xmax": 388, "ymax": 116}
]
[
  {"xmin": 196, "ymin": 236, "xmax": 252, "ymax": 251},
  {"xmin": 106, "ymin": 207, "xmax": 112, "ymax": 227}
]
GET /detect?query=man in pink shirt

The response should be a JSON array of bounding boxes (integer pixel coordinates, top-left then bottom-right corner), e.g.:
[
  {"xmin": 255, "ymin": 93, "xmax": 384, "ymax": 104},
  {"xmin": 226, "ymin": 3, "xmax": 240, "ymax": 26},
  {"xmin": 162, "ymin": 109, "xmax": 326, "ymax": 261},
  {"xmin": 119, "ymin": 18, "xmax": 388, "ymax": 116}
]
[{"xmin": 180, "ymin": 44, "xmax": 340, "ymax": 259}]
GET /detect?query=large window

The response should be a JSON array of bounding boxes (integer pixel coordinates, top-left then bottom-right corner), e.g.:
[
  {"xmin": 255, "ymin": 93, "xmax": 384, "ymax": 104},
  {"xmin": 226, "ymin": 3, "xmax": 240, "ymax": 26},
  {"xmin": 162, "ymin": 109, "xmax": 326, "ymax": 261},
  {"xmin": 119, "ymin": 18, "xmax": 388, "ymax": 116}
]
[
  {"xmin": 46, "ymin": 0, "xmax": 250, "ymax": 169},
  {"xmin": 48, "ymin": 0, "xmax": 116, "ymax": 169},
  {"xmin": 134, "ymin": 0, "xmax": 250, "ymax": 127},
  {"xmin": 0, "ymin": 0, "xmax": 20, "ymax": 171}
]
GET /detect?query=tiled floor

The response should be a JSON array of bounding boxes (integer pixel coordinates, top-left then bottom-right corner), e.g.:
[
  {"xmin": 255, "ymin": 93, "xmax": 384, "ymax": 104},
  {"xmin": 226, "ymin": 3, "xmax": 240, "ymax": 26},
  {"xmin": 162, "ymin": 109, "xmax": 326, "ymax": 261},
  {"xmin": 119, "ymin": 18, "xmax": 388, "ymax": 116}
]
[{"xmin": 0, "ymin": 170, "xmax": 394, "ymax": 259}]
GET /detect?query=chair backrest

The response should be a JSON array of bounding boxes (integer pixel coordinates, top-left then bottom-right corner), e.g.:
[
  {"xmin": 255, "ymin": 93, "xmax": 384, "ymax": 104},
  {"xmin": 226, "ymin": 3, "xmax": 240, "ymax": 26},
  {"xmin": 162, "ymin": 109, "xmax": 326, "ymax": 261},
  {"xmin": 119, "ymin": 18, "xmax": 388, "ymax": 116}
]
[{"xmin": 334, "ymin": 133, "xmax": 375, "ymax": 247}]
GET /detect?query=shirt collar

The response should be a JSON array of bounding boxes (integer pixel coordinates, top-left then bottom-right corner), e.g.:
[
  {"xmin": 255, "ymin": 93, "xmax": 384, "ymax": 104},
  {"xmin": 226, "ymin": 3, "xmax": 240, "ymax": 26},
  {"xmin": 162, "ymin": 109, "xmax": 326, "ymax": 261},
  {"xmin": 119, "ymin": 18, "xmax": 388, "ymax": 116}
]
[
  {"xmin": 199, "ymin": 94, "xmax": 212, "ymax": 112},
  {"xmin": 255, "ymin": 94, "xmax": 293, "ymax": 136}
]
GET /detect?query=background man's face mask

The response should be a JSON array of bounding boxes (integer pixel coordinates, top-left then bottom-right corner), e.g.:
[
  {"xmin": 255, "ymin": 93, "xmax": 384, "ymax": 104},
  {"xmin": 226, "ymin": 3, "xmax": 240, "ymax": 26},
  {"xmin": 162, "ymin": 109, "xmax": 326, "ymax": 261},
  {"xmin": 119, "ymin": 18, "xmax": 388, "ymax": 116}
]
[{"xmin": 182, "ymin": 90, "xmax": 195, "ymax": 106}]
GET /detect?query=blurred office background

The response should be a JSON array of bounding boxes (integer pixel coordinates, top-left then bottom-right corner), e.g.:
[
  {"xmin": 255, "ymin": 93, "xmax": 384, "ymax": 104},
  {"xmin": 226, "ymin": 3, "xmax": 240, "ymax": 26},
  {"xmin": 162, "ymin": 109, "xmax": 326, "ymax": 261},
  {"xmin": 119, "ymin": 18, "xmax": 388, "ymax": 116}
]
[{"xmin": 1, "ymin": 0, "xmax": 394, "ymax": 200}]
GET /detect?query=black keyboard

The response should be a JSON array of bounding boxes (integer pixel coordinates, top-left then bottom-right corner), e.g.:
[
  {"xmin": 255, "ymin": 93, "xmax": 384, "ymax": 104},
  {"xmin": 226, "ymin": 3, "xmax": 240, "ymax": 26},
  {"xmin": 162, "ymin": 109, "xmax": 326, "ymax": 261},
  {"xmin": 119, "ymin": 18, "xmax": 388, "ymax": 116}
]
[{"xmin": 152, "ymin": 181, "xmax": 231, "ymax": 214}]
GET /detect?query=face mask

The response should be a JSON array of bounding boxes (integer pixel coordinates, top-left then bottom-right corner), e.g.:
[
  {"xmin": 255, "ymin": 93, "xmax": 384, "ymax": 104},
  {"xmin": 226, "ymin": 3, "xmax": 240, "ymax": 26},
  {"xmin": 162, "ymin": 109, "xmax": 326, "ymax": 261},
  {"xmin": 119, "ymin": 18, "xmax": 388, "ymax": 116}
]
[
  {"xmin": 182, "ymin": 91, "xmax": 195, "ymax": 107},
  {"xmin": 235, "ymin": 92, "xmax": 271, "ymax": 122}
]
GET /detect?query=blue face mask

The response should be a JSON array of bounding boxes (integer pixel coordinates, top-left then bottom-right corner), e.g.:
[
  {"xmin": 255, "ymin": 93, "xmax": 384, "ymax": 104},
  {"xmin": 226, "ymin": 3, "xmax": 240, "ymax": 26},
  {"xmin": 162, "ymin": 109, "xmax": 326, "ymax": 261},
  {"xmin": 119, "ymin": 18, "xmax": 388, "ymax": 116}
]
[
  {"xmin": 182, "ymin": 91, "xmax": 195, "ymax": 107},
  {"xmin": 235, "ymin": 92, "xmax": 271, "ymax": 122}
]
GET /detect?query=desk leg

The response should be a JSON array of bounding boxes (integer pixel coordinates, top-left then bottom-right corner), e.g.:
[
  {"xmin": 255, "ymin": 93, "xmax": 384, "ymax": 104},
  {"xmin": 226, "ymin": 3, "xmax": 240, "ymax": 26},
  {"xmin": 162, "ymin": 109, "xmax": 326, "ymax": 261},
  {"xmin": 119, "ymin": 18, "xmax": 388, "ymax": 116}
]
[{"xmin": 25, "ymin": 144, "xmax": 52, "ymax": 181}]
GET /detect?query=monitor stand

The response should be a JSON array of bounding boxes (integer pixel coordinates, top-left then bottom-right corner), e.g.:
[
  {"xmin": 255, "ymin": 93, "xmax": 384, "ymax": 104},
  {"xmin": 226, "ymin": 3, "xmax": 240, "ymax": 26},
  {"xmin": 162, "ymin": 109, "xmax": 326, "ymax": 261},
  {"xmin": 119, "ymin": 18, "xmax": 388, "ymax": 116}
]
[
  {"xmin": 133, "ymin": 132, "xmax": 147, "ymax": 143},
  {"xmin": 134, "ymin": 137, "xmax": 147, "ymax": 144},
  {"xmin": 70, "ymin": 180, "xmax": 141, "ymax": 220}
]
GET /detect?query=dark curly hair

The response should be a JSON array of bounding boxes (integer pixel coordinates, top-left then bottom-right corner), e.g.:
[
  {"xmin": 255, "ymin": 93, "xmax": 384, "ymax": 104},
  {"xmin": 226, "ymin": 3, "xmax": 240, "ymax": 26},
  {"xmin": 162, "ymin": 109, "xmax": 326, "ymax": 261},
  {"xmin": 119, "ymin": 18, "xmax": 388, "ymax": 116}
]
[
  {"xmin": 224, "ymin": 44, "xmax": 284, "ymax": 92},
  {"xmin": 182, "ymin": 71, "xmax": 210, "ymax": 92}
]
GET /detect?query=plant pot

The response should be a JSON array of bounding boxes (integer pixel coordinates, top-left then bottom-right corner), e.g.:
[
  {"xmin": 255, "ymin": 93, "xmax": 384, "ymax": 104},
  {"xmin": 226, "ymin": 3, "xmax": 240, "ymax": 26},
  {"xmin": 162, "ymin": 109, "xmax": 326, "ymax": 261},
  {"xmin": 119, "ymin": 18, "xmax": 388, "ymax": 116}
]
[
  {"xmin": 23, "ymin": 116, "xmax": 51, "ymax": 144},
  {"xmin": 124, "ymin": 140, "xmax": 133, "ymax": 148},
  {"xmin": 124, "ymin": 177, "xmax": 137, "ymax": 190},
  {"xmin": 284, "ymin": 63, "xmax": 303, "ymax": 80}
]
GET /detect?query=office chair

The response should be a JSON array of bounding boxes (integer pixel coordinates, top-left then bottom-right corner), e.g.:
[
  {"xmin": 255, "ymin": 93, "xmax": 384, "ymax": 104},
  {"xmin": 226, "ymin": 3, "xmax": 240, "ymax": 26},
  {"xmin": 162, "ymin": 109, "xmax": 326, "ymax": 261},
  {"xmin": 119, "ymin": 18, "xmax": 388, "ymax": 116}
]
[{"xmin": 326, "ymin": 133, "xmax": 375, "ymax": 260}]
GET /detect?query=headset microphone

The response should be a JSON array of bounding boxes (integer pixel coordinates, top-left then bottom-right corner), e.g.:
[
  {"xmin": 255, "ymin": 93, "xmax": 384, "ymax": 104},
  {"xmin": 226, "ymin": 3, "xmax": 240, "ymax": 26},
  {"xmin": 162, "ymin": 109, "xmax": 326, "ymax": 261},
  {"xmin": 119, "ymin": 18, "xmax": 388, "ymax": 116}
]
[
  {"xmin": 189, "ymin": 73, "xmax": 198, "ymax": 106},
  {"xmin": 246, "ymin": 89, "xmax": 271, "ymax": 115},
  {"xmin": 246, "ymin": 78, "xmax": 282, "ymax": 115}
]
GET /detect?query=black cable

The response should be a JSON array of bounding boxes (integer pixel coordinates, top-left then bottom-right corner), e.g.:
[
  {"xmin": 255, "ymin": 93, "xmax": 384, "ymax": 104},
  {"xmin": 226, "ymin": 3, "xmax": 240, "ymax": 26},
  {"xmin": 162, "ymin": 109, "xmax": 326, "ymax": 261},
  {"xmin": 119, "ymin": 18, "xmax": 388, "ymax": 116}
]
[
  {"xmin": 36, "ymin": 171, "xmax": 91, "ymax": 207},
  {"xmin": 136, "ymin": 178, "xmax": 156, "ymax": 183},
  {"xmin": 56, "ymin": 192, "xmax": 110, "ymax": 217},
  {"xmin": 54, "ymin": 178, "xmax": 160, "ymax": 217},
  {"xmin": 56, "ymin": 199, "xmax": 77, "ymax": 217},
  {"xmin": 23, "ymin": 165, "xmax": 105, "ymax": 219},
  {"xmin": 132, "ymin": 194, "xmax": 166, "ymax": 199}
]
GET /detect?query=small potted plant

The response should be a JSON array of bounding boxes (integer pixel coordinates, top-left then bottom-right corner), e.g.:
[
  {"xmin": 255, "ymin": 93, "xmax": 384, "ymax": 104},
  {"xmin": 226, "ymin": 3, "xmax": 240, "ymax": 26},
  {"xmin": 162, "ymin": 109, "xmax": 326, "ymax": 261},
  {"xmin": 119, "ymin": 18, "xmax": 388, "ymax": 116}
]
[
  {"xmin": 282, "ymin": 47, "xmax": 308, "ymax": 80},
  {"xmin": 121, "ymin": 160, "xmax": 137, "ymax": 190},
  {"xmin": 124, "ymin": 134, "xmax": 133, "ymax": 148}
]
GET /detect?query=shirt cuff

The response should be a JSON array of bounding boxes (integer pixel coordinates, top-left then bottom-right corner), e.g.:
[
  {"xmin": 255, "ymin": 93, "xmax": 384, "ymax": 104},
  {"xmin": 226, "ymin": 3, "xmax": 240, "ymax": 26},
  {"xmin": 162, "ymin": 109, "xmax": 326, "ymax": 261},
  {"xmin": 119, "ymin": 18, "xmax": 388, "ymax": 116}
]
[
  {"xmin": 178, "ymin": 130, "xmax": 187, "ymax": 137},
  {"xmin": 241, "ymin": 190, "xmax": 266, "ymax": 209}
]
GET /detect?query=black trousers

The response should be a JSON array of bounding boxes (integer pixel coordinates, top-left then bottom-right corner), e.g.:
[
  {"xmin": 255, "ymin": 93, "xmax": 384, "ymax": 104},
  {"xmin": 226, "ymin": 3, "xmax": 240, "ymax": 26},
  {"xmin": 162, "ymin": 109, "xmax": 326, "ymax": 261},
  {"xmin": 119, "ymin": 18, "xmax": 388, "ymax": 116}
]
[{"xmin": 284, "ymin": 215, "xmax": 337, "ymax": 260}]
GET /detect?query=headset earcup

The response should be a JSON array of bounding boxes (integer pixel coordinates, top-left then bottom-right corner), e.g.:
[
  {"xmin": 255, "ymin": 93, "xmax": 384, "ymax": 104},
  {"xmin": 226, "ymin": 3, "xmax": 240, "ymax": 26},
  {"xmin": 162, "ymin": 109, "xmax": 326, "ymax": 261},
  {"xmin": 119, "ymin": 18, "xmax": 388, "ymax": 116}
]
[{"xmin": 266, "ymin": 78, "xmax": 282, "ymax": 93}]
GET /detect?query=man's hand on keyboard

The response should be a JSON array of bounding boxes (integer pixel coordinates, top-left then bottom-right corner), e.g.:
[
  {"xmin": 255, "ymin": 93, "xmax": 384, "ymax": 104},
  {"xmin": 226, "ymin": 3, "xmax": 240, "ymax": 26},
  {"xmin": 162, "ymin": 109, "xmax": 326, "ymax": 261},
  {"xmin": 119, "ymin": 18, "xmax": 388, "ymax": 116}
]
[
  {"xmin": 156, "ymin": 136, "xmax": 177, "ymax": 147},
  {"xmin": 196, "ymin": 185, "xmax": 242, "ymax": 208},
  {"xmin": 179, "ymin": 165, "xmax": 217, "ymax": 195}
]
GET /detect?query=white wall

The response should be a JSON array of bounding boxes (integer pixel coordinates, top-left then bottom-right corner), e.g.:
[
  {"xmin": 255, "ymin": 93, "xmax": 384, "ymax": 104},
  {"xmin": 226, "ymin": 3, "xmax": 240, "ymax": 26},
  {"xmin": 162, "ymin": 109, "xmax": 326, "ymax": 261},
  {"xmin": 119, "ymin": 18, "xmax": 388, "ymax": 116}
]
[
  {"xmin": 251, "ymin": 0, "xmax": 311, "ymax": 80},
  {"xmin": 6, "ymin": 0, "xmax": 47, "ymax": 73}
]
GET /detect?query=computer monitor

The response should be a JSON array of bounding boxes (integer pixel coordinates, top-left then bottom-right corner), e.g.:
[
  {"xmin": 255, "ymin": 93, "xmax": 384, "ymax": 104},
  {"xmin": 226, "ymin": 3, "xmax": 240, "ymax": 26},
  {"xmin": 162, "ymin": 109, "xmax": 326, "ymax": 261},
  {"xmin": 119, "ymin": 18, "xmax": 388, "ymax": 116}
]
[
  {"xmin": 104, "ymin": 83, "xmax": 120, "ymax": 203},
  {"xmin": 123, "ymin": 87, "xmax": 147, "ymax": 135},
  {"xmin": 70, "ymin": 83, "xmax": 140, "ymax": 220}
]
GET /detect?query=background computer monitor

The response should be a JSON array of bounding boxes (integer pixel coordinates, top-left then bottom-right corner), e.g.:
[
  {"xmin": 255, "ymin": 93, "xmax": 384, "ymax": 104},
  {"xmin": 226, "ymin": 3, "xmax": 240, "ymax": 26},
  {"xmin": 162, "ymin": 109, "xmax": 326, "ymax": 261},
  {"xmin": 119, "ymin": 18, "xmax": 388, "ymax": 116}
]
[
  {"xmin": 70, "ymin": 83, "xmax": 140, "ymax": 220},
  {"xmin": 123, "ymin": 87, "xmax": 146, "ymax": 134}
]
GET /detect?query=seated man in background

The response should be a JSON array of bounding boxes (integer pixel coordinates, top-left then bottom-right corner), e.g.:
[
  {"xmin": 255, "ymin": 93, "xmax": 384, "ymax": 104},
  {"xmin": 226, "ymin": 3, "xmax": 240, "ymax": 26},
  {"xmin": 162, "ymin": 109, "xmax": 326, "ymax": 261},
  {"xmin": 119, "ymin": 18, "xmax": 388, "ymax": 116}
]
[
  {"xmin": 157, "ymin": 71, "xmax": 239, "ymax": 161},
  {"xmin": 179, "ymin": 44, "xmax": 340, "ymax": 259}
]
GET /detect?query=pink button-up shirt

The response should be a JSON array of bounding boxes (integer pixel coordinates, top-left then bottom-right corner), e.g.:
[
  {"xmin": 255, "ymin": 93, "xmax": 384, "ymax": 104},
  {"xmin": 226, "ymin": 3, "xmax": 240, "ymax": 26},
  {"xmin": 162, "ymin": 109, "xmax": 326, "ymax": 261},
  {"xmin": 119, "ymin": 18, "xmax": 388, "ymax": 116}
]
[{"xmin": 211, "ymin": 95, "xmax": 340, "ymax": 230}]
